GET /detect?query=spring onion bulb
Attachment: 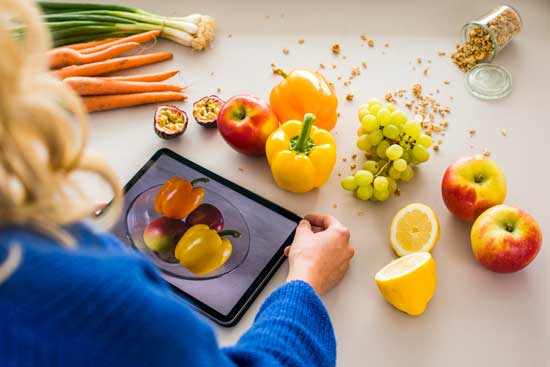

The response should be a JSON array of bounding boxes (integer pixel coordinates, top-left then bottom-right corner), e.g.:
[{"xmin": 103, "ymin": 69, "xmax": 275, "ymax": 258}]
[{"xmin": 32, "ymin": 2, "xmax": 216, "ymax": 49}]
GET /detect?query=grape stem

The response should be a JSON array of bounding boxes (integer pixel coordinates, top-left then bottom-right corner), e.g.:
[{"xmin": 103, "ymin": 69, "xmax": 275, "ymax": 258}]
[{"xmin": 374, "ymin": 160, "xmax": 392, "ymax": 178}]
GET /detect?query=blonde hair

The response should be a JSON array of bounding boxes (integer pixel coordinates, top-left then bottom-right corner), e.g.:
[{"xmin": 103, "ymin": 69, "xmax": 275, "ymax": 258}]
[{"xmin": 0, "ymin": 0, "xmax": 122, "ymax": 278}]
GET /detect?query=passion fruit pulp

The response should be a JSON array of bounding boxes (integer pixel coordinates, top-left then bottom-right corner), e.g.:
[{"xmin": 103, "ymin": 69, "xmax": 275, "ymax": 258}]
[
  {"xmin": 192, "ymin": 95, "xmax": 224, "ymax": 128},
  {"xmin": 154, "ymin": 105, "xmax": 188, "ymax": 139}
]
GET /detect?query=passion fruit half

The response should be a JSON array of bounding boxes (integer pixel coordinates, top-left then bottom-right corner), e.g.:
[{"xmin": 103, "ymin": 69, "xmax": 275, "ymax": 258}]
[
  {"xmin": 192, "ymin": 95, "xmax": 224, "ymax": 128},
  {"xmin": 154, "ymin": 105, "xmax": 188, "ymax": 139}
]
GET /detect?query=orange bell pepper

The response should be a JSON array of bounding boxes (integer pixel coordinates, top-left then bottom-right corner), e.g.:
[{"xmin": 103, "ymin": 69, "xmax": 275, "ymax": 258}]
[
  {"xmin": 269, "ymin": 68, "xmax": 338, "ymax": 131},
  {"xmin": 154, "ymin": 177, "xmax": 209, "ymax": 219}
]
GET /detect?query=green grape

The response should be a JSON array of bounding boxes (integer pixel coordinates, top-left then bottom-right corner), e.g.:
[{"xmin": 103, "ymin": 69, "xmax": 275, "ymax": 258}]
[
  {"xmin": 360, "ymin": 114, "xmax": 379, "ymax": 132},
  {"xmin": 393, "ymin": 158, "xmax": 408, "ymax": 172},
  {"xmin": 388, "ymin": 166, "xmax": 401, "ymax": 180},
  {"xmin": 412, "ymin": 144, "xmax": 430, "ymax": 162},
  {"xmin": 354, "ymin": 170, "xmax": 374, "ymax": 186},
  {"xmin": 368, "ymin": 98, "xmax": 382, "ymax": 106},
  {"xmin": 403, "ymin": 121, "xmax": 421, "ymax": 139},
  {"xmin": 373, "ymin": 176, "xmax": 389, "ymax": 191},
  {"xmin": 356, "ymin": 184, "xmax": 374, "ymax": 201},
  {"xmin": 376, "ymin": 108, "xmax": 391, "ymax": 126},
  {"xmin": 383, "ymin": 103, "xmax": 396, "ymax": 112},
  {"xmin": 387, "ymin": 177, "xmax": 398, "ymax": 193},
  {"xmin": 363, "ymin": 160, "xmax": 379, "ymax": 173},
  {"xmin": 376, "ymin": 139, "xmax": 391, "ymax": 158},
  {"xmin": 374, "ymin": 189, "xmax": 390, "ymax": 201},
  {"xmin": 411, "ymin": 156, "xmax": 421, "ymax": 166},
  {"xmin": 358, "ymin": 105, "xmax": 370, "ymax": 121},
  {"xmin": 341, "ymin": 176, "xmax": 357, "ymax": 191},
  {"xmin": 369, "ymin": 104, "xmax": 382, "ymax": 115},
  {"xmin": 390, "ymin": 111, "xmax": 408, "ymax": 125},
  {"xmin": 383, "ymin": 124, "xmax": 400, "ymax": 140},
  {"xmin": 400, "ymin": 166, "xmax": 414, "ymax": 182},
  {"xmin": 418, "ymin": 134, "xmax": 433, "ymax": 148},
  {"xmin": 356, "ymin": 134, "xmax": 371, "ymax": 151},
  {"xmin": 368, "ymin": 129, "xmax": 384, "ymax": 146},
  {"xmin": 386, "ymin": 144, "xmax": 404, "ymax": 160}
]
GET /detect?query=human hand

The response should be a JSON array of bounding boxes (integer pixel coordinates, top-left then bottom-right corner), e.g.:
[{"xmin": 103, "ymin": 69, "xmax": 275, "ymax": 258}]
[{"xmin": 285, "ymin": 214, "xmax": 355, "ymax": 295}]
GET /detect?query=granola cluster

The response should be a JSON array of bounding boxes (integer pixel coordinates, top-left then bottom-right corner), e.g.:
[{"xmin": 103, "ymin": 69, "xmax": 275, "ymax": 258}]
[{"xmin": 452, "ymin": 7, "xmax": 521, "ymax": 72}]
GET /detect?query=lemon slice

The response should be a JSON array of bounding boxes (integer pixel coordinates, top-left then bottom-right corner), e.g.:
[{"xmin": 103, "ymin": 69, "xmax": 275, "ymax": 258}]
[
  {"xmin": 375, "ymin": 252, "xmax": 436, "ymax": 316},
  {"xmin": 390, "ymin": 203, "xmax": 440, "ymax": 256}
]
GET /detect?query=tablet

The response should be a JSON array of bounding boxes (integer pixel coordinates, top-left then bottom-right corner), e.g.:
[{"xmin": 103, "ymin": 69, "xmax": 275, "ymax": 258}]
[{"xmin": 110, "ymin": 148, "xmax": 301, "ymax": 326}]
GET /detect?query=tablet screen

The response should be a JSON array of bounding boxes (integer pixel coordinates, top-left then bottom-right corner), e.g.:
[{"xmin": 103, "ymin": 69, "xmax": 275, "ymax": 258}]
[{"xmin": 110, "ymin": 150, "xmax": 299, "ymax": 320}]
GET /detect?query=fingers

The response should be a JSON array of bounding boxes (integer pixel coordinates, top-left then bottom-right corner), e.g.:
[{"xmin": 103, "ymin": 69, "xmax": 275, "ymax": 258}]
[
  {"xmin": 304, "ymin": 214, "xmax": 341, "ymax": 229},
  {"xmin": 284, "ymin": 246, "xmax": 291, "ymax": 256},
  {"xmin": 295, "ymin": 219, "xmax": 312, "ymax": 235}
]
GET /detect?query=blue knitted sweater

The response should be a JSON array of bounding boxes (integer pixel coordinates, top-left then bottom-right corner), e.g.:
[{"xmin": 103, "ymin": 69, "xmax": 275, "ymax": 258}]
[{"xmin": 0, "ymin": 224, "xmax": 336, "ymax": 367}]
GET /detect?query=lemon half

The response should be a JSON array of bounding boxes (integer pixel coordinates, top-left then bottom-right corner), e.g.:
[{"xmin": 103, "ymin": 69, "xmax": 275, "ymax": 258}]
[
  {"xmin": 375, "ymin": 252, "xmax": 436, "ymax": 316},
  {"xmin": 390, "ymin": 203, "xmax": 440, "ymax": 256}
]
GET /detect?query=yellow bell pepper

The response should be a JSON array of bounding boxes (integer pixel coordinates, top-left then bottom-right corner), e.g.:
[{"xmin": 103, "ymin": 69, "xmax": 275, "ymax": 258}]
[
  {"xmin": 266, "ymin": 113, "xmax": 336, "ymax": 193},
  {"xmin": 269, "ymin": 69, "xmax": 338, "ymax": 131},
  {"xmin": 174, "ymin": 224, "xmax": 240, "ymax": 275}
]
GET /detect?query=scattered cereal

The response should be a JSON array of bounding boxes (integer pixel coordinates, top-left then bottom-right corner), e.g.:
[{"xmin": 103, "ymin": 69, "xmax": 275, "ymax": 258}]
[
  {"xmin": 368, "ymin": 39, "xmax": 374, "ymax": 47},
  {"xmin": 483, "ymin": 148, "xmax": 491, "ymax": 157},
  {"xmin": 320, "ymin": 63, "xmax": 326, "ymax": 69},
  {"xmin": 332, "ymin": 64, "xmax": 337, "ymax": 69},
  {"xmin": 501, "ymin": 128, "xmax": 508, "ymax": 136},
  {"xmin": 417, "ymin": 57, "xmax": 422, "ymax": 64},
  {"xmin": 361, "ymin": 34, "xmax": 367, "ymax": 41},
  {"xmin": 346, "ymin": 93, "xmax": 354, "ymax": 101},
  {"xmin": 332, "ymin": 203, "xmax": 338, "ymax": 209},
  {"xmin": 298, "ymin": 38, "xmax": 305, "ymax": 44},
  {"xmin": 332, "ymin": 43, "xmax": 341, "ymax": 55},
  {"xmin": 438, "ymin": 51, "xmax": 446, "ymax": 56},
  {"xmin": 384, "ymin": 43, "xmax": 390, "ymax": 48},
  {"xmin": 423, "ymin": 68, "xmax": 429, "ymax": 76},
  {"xmin": 282, "ymin": 47, "xmax": 289, "ymax": 54},
  {"xmin": 433, "ymin": 144, "xmax": 440, "ymax": 152},
  {"xmin": 350, "ymin": 163, "xmax": 357, "ymax": 169},
  {"xmin": 351, "ymin": 153, "xmax": 358, "ymax": 160},
  {"xmin": 443, "ymin": 80, "xmax": 450, "ymax": 85},
  {"xmin": 342, "ymin": 157, "xmax": 347, "ymax": 162},
  {"xmin": 469, "ymin": 128, "xmax": 476, "ymax": 135},
  {"xmin": 217, "ymin": 87, "xmax": 222, "ymax": 92},
  {"xmin": 361, "ymin": 61, "xmax": 368, "ymax": 69}
]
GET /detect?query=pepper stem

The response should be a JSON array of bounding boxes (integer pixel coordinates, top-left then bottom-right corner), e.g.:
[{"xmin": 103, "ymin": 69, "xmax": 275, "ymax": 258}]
[
  {"xmin": 218, "ymin": 229, "xmax": 241, "ymax": 238},
  {"xmin": 294, "ymin": 113, "xmax": 316, "ymax": 153},
  {"xmin": 273, "ymin": 68, "xmax": 288, "ymax": 78},
  {"xmin": 191, "ymin": 178, "xmax": 209, "ymax": 186}
]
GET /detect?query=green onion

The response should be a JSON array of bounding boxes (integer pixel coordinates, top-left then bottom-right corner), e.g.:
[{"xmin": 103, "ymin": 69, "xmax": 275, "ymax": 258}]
[{"xmin": 31, "ymin": 1, "xmax": 216, "ymax": 49}]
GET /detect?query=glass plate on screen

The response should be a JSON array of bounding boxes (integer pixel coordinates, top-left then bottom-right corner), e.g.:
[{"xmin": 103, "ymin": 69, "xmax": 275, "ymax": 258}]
[{"xmin": 125, "ymin": 184, "xmax": 251, "ymax": 280}]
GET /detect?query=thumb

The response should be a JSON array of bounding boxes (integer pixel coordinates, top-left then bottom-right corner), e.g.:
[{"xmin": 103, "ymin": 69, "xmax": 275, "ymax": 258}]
[{"xmin": 295, "ymin": 219, "xmax": 312, "ymax": 236}]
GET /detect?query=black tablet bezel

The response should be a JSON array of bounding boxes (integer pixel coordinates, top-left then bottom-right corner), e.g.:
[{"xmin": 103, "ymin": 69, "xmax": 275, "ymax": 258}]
[{"xmin": 116, "ymin": 148, "xmax": 301, "ymax": 327}]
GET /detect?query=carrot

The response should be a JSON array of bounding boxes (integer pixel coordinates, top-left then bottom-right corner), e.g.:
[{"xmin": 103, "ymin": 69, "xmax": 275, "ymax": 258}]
[
  {"xmin": 54, "ymin": 52, "xmax": 173, "ymax": 79},
  {"xmin": 78, "ymin": 30, "xmax": 160, "ymax": 55},
  {"xmin": 101, "ymin": 70, "xmax": 179, "ymax": 83},
  {"xmin": 48, "ymin": 42, "xmax": 140, "ymax": 69},
  {"xmin": 64, "ymin": 77, "xmax": 184, "ymax": 96},
  {"xmin": 83, "ymin": 92, "xmax": 187, "ymax": 112},
  {"xmin": 63, "ymin": 37, "xmax": 121, "ymax": 51}
]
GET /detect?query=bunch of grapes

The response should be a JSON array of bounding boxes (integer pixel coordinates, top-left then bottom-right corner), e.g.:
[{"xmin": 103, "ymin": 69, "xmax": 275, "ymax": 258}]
[{"xmin": 340, "ymin": 98, "xmax": 432, "ymax": 202}]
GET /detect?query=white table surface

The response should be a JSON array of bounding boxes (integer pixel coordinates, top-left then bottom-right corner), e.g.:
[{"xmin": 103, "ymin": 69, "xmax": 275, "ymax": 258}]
[{"xmin": 82, "ymin": 0, "xmax": 550, "ymax": 365}]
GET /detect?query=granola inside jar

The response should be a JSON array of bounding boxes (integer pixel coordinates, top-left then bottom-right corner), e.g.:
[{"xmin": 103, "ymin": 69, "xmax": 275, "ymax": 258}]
[{"xmin": 452, "ymin": 5, "xmax": 522, "ymax": 72}]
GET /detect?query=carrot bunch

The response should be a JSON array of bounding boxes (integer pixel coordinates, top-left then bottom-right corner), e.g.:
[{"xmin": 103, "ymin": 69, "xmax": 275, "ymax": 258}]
[{"xmin": 49, "ymin": 30, "xmax": 187, "ymax": 112}]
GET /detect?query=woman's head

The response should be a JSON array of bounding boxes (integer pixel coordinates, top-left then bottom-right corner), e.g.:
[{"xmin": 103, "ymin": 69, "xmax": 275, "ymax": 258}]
[{"xmin": 0, "ymin": 0, "xmax": 122, "ymax": 244}]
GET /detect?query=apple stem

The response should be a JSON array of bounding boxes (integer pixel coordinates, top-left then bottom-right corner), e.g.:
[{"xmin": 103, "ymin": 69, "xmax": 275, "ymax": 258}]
[
  {"xmin": 218, "ymin": 229, "xmax": 241, "ymax": 238},
  {"xmin": 191, "ymin": 178, "xmax": 209, "ymax": 186},
  {"xmin": 294, "ymin": 113, "xmax": 316, "ymax": 153}
]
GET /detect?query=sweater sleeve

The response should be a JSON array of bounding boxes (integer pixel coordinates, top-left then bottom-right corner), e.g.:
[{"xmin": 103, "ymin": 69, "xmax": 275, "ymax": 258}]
[{"xmin": 223, "ymin": 281, "xmax": 336, "ymax": 367}]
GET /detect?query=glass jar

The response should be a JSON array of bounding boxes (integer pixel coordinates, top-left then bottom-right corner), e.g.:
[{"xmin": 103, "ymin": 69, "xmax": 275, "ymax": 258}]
[{"xmin": 461, "ymin": 5, "xmax": 522, "ymax": 62}]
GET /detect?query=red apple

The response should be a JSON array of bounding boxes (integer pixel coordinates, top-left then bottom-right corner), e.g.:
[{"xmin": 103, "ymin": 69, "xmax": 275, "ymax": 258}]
[
  {"xmin": 471, "ymin": 205, "xmax": 542, "ymax": 273},
  {"xmin": 441, "ymin": 155, "xmax": 507, "ymax": 221},
  {"xmin": 217, "ymin": 95, "xmax": 279, "ymax": 155}
]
